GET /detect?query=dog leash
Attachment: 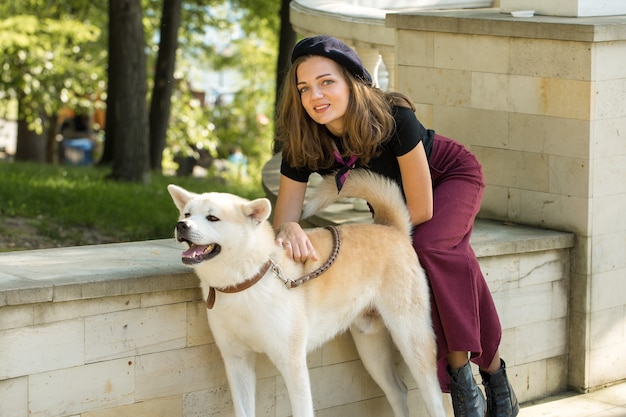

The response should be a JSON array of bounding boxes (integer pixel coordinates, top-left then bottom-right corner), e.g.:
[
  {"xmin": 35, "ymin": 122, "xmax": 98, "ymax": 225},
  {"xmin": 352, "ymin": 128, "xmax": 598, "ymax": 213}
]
[
  {"xmin": 272, "ymin": 225, "xmax": 341, "ymax": 289},
  {"xmin": 205, "ymin": 225, "xmax": 341, "ymax": 309}
]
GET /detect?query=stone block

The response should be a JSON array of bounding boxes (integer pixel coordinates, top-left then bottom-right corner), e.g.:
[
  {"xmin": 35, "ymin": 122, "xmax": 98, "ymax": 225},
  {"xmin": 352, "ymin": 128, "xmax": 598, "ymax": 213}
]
[
  {"xmin": 310, "ymin": 361, "xmax": 367, "ymax": 410},
  {"xmin": 28, "ymin": 358, "xmax": 135, "ymax": 417},
  {"xmin": 594, "ymin": 78, "xmax": 626, "ymax": 120},
  {"xmin": 592, "ymin": 117, "xmax": 626, "ymax": 159},
  {"xmin": 494, "ymin": 282, "xmax": 555, "ymax": 328},
  {"xmin": 33, "ymin": 295, "xmax": 140, "ymax": 326},
  {"xmin": 434, "ymin": 106, "xmax": 508, "ymax": 149},
  {"xmin": 548, "ymin": 155, "xmax": 589, "ymax": 197},
  {"xmin": 508, "ymin": 113, "xmax": 590, "ymax": 158},
  {"xmin": 515, "ymin": 318, "xmax": 568, "ymax": 363},
  {"xmin": 135, "ymin": 345, "xmax": 222, "ymax": 400},
  {"xmin": 480, "ymin": 254, "xmax": 521, "ymax": 292},
  {"xmin": 186, "ymin": 300, "xmax": 213, "ymax": 347},
  {"xmin": 0, "ymin": 319, "xmax": 84, "ymax": 379},
  {"xmin": 0, "ymin": 304, "xmax": 33, "ymax": 331},
  {"xmin": 592, "ymin": 154, "xmax": 626, "ymax": 196},
  {"xmin": 475, "ymin": 147, "xmax": 550, "ymax": 192},
  {"xmin": 434, "ymin": 32, "xmax": 510, "ymax": 74},
  {"xmin": 471, "ymin": 73, "xmax": 591, "ymax": 119},
  {"xmin": 506, "ymin": 188, "xmax": 588, "ymax": 234},
  {"xmin": 592, "ymin": 42, "xmax": 626, "ymax": 81},
  {"xmin": 590, "ymin": 231, "xmax": 626, "ymax": 275},
  {"xmin": 0, "ymin": 376, "xmax": 28, "ymax": 417},
  {"xmin": 510, "ymin": 37, "xmax": 591, "ymax": 80},
  {"xmin": 396, "ymin": 30, "xmax": 434, "ymax": 68},
  {"xmin": 588, "ymin": 343, "xmax": 626, "ymax": 387},
  {"xmin": 316, "ymin": 396, "xmax": 393, "ymax": 417},
  {"xmin": 183, "ymin": 377, "xmax": 277, "ymax": 417},
  {"xmin": 398, "ymin": 66, "xmax": 471, "ymax": 107},
  {"xmin": 141, "ymin": 288, "xmax": 200, "ymax": 308},
  {"xmin": 82, "ymin": 395, "xmax": 183, "ymax": 417},
  {"xmin": 590, "ymin": 268, "xmax": 626, "ymax": 311},
  {"xmin": 589, "ymin": 306, "xmax": 625, "ymax": 350},
  {"xmin": 85, "ymin": 303, "xmax": 186, "ymax": 363},
  {"xmin": 518, "ymin": 250, "xmax": 568, "ymax": 287}
]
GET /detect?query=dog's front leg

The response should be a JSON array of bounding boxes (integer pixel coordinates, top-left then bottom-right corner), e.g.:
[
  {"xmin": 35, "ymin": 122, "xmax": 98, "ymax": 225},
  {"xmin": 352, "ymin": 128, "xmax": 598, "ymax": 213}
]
[
  {"xmin": 269, "ymin": 347, "xmax": 315, "ymax": 417},
  {"xmin": 222, "ymin": 349, "xmax": 257, "ymax": 417}
]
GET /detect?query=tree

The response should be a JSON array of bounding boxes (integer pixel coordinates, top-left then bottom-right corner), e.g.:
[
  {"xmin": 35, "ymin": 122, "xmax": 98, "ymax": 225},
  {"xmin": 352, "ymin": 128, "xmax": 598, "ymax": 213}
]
[
  {"xmin": 274, "ymin": 0, "xmax": 296, "ymax": 152},
  {"xmin": 149, "ymin": 0, "xmax": 182, "ymax": 171},
  {"xmin": 107, "ymin": 0, "xmax": 151, "ymax": 182},
  {"xmin": 0, "ymin": 14, "xmax": 104, "ymax": 162},
  {"xmin": 1, "ymin": 0, "xmax": 283, "ymax": 179}
]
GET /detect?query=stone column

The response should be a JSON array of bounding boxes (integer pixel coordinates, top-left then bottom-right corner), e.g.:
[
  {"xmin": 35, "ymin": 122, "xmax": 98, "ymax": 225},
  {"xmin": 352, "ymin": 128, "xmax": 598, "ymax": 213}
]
[{"xmin": 387, "ymin": 9, "xmax": 626, "ymax": 394}]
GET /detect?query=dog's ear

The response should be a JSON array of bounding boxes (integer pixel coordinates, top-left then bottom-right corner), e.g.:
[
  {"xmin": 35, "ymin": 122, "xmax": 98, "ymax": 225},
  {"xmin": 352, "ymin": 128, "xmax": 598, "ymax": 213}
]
[
  {"xmin": 243, "ymin": 198, "xmax": 272, "ymax": 225},
  {"xmin": 167, "ymin": 184, "xmax": 195, "ymax": 212}
]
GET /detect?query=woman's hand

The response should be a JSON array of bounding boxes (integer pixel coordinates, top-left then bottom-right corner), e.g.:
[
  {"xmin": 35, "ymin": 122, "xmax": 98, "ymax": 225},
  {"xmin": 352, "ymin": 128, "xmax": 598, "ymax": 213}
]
[{"xmin": 275, "ymin": 221, "xmax": 319, "ymax": 263}]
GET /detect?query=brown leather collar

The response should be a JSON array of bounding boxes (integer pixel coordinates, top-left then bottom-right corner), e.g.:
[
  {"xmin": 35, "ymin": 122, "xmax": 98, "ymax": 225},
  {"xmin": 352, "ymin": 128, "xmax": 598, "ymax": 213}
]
[
  {"xmin": 206, "ymin": 259, "xmax": 273, "ymax": 309},
  {"xmin": 205, "ymin": 225, "xmax": 341, "ymax": 309}
]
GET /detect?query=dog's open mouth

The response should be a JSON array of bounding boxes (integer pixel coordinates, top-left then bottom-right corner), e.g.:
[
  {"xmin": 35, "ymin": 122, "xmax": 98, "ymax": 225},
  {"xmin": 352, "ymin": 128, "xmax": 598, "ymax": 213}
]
[{"xmin": 179, "ymin": 240, "xmax": 221, "ymax": 265}]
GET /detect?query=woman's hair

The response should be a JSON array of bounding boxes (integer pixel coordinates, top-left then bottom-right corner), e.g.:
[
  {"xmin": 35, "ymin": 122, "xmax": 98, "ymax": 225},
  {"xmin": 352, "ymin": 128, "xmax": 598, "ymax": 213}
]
[{"xmin": 275, "ymin": 55, "xmax": 415, "ymax": 171}]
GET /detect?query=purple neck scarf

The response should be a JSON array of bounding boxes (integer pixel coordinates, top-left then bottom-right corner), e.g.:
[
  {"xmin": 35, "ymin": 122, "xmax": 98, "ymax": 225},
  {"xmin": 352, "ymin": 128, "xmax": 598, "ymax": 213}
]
[{"xmin": 333, "ymin": 147, "xmax": 358, "ymax": 191}]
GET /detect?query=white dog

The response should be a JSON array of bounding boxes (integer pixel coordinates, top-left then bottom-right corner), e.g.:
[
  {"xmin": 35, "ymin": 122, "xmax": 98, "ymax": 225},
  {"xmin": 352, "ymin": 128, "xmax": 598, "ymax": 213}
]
[{"xmin": 168, "ymin": 170, "xmax": 445, "ymax": 417}]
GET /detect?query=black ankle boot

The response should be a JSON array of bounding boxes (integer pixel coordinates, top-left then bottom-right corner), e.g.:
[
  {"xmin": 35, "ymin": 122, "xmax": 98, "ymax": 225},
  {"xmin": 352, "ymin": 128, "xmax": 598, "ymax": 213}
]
[
  {"xmin": 448, "ymin": 361, "xmax": 486, "ymax": 417},
  {"xmin": 480, "ymin": 359, "xmax": 519, "ymax": 417}
]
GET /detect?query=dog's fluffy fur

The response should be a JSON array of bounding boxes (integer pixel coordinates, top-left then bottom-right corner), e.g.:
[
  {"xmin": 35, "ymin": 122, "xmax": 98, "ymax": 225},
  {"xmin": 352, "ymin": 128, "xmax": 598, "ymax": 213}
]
[{"xmin": 168, "ymin": 170, "xmax": 445, "ymax": 417}]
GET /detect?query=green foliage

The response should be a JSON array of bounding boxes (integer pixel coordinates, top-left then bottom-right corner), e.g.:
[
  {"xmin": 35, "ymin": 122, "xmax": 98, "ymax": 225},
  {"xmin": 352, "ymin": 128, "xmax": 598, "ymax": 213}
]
[
  {"xmin": 0, "ymin": 161, "xmax": 264, "ymax": 246},
  {"xmin": 0, "ymin": 13, "xmax": 106, "ymax": 132},
  {"xmin": 0, "ymin": 0, "xmax": 280, "ymax": 174},
  {"xmin": 163, "ymin": 78, "xmax": 220, "ymax": 175}
]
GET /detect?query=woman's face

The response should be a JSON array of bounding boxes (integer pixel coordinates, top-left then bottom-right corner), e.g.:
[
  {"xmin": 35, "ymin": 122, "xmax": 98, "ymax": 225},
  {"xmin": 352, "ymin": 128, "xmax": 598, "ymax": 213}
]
[{"xmin": 296, "ymin": 56, "xmax": 350, "ymax": 136}]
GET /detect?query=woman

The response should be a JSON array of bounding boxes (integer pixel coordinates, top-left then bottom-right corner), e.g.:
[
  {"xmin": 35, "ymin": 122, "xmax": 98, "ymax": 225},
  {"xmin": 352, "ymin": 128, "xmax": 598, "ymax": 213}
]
[{"xmin": 273, "ymin": 35, "xmax": 518, "ymax": 417}]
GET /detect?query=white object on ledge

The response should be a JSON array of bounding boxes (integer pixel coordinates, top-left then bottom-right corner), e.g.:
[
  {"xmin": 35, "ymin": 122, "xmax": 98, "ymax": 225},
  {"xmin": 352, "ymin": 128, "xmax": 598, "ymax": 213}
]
[{"xmin": 511, "ymin": 10, "xmax": 535, "ymax": 17}]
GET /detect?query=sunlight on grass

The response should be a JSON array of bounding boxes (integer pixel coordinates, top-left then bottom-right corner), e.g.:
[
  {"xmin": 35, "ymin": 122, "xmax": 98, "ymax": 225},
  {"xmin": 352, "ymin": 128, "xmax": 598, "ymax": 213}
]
[{"xmin": 0, "ymin": 162, "xmax": 265, "ymax": 244}]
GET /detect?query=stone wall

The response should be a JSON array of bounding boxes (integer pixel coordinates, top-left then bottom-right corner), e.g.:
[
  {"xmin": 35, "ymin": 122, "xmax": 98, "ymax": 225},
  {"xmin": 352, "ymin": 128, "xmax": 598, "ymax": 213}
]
[{"xmin": 1, "ymin": 219, "xmax": 573, "ymax": 416}]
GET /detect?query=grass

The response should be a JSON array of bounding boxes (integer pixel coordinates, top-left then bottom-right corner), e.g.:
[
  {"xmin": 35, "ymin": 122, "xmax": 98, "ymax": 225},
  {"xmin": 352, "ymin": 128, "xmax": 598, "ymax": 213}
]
[{"xmin": 0, "ymin": 161, "xmax": 265, "ymax": 248}]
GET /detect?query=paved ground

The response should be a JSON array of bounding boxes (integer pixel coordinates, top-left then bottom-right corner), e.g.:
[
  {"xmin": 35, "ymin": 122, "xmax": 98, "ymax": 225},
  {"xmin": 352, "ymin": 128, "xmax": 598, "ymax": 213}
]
[{"xmin": 519, "ymin": 381, "xmax": 626, "ymax": 417}]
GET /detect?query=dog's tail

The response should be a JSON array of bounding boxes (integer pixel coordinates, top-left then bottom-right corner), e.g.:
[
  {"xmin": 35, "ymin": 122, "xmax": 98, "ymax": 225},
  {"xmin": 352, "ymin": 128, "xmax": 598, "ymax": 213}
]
[{"xmin": 302, "ymin": 170, "xmax": 412, "ymax": 236}]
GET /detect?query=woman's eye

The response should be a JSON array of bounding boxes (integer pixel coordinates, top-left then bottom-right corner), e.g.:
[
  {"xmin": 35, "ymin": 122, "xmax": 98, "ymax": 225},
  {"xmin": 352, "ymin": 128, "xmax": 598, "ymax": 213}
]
[
  {"xmin": 322, "ymin": 79, "xmax": 333, "ymax": 86},
  {"xmin": 207, "ymin": 215, "xmax": 219, "ymax": 222},
  {"xmin": 298, "ymin": 86, "xmax": 309, "ymax": 94}
]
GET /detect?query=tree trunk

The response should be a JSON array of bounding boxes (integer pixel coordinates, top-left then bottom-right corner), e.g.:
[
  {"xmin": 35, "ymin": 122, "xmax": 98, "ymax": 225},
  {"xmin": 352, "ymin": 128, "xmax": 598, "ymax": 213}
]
[
  {"xmin": 14, "ymin": 97, "xmax": 48, "ymax": 163},
  {"xmin": 149, "ymin": 0, "xmax": 182, "ymax": 171},
  {"xmin": 106, "ymin": 0, "xmax": 151, "ymax": 182},
  {"xmin": 274, "ymin": 0, "xmax": 296, "ymax": 153}
]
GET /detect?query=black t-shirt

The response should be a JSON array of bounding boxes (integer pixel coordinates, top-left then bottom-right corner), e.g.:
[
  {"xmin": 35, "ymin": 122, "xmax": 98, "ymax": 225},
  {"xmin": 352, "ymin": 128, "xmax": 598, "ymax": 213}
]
[{"xmin": 280, "ymin": 106, "xmax": 434, "ymax": 190}]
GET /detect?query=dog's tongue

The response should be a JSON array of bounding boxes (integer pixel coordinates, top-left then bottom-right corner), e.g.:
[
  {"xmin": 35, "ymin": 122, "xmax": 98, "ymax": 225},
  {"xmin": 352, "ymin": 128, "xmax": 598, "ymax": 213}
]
[{"xmin": 182, "ymin": 245, "xmax": 209, "ymax": 259}]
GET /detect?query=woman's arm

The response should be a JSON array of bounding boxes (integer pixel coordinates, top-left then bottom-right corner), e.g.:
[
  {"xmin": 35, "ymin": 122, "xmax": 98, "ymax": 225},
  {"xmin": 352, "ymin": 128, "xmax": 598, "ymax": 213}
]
[
  {"xmin": 272, "ymin": 174, "xmax": 319, "ymax": 262},
  {"xmin": 397, "ymin": 141, "xmax": 433, "ymax": 226}
]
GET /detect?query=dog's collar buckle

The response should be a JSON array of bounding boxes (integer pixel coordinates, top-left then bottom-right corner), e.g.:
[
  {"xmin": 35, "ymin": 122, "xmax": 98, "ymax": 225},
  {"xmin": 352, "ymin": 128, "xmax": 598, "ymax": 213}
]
[{"xmin": 270, "ymin": 261, "xmax": 294, "ymax": 289}]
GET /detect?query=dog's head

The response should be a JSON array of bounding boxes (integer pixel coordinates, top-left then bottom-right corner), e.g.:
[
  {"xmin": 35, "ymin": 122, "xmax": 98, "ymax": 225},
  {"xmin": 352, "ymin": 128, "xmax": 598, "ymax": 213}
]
[{"xmin": 167, "ymin": 184, "xmax": 273, "ymax": 266}]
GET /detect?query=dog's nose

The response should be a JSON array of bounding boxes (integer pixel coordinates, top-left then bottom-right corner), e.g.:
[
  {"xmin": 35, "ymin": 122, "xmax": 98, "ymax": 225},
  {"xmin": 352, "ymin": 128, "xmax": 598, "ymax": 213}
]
[{"xmin": 176, "ymin": 221, "xmax": 190, "ymax": 233}]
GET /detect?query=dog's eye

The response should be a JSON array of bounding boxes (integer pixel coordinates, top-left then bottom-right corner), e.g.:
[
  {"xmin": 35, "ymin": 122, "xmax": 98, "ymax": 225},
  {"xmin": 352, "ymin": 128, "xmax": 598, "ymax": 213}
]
[
  {"xmin": 207, "ymin": 215, "xmax": 219, "ymax": 222},
  {"xmin": 184, "ymin": 213, "xmax": 190, "ymax": 218}
]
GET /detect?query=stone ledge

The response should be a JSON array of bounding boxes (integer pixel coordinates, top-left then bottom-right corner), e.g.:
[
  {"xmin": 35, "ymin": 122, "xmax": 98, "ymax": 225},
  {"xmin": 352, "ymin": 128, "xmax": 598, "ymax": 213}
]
[
  {"xmin": 386, "ymin": 8, "xmax": 626, "ymax": 42},
  {"xmin": 0, "ymin": 239, "xmax": 196, "ymax": 307}
]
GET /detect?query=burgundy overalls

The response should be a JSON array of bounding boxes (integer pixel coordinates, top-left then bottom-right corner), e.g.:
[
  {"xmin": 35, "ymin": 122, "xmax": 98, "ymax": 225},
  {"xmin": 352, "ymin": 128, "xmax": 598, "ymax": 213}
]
[{"xmin": 413, "ymin": 135, "xmax": 502, "ymax": 391}]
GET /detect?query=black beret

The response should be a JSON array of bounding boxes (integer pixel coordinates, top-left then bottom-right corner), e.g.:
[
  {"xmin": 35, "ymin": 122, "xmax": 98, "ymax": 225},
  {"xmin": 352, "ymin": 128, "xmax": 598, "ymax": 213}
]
[{"xmin": 291, "ymin": 35, "xmax": 373, "ymax": 86}]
